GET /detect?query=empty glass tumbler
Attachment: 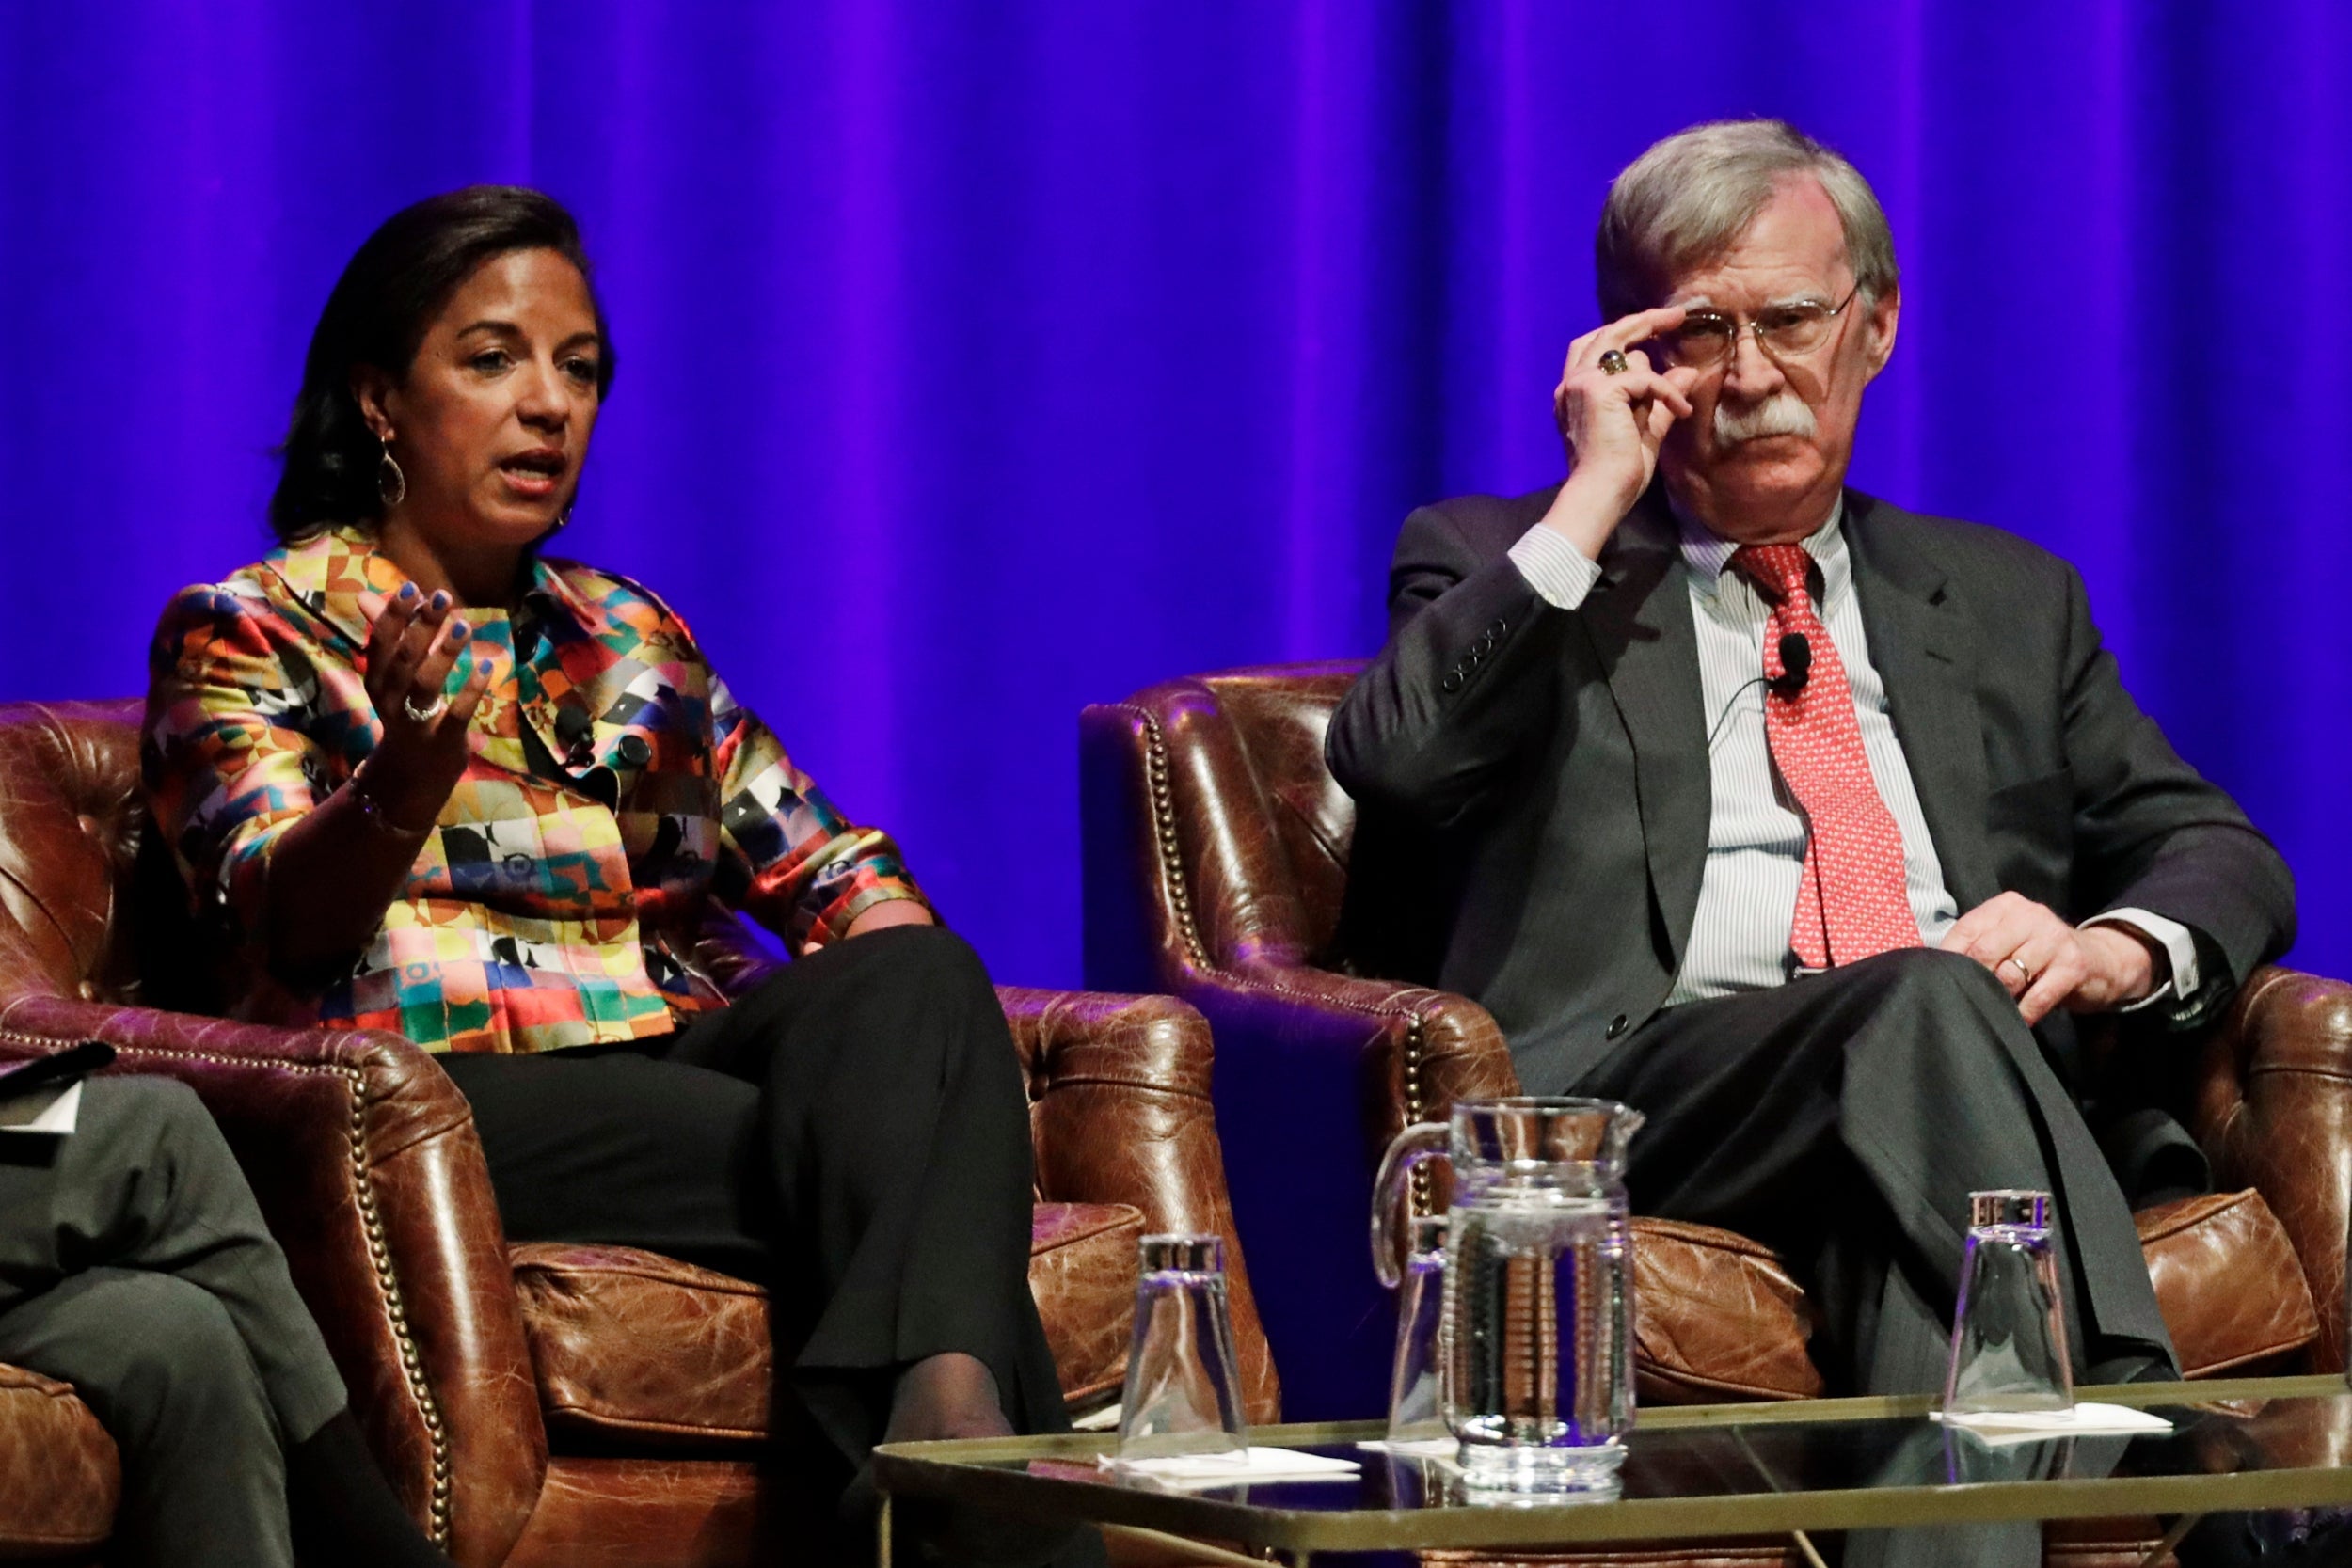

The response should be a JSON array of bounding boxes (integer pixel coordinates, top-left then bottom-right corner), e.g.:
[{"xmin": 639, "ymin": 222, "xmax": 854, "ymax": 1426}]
[
  {"xmin": 1386, "ymin": 1212, "xmax": 1449, "ymax": 1442},
  {"xmin": 1117, "ymin": 1233, "xmax": 1251, "ymax": 1459},
  {"xmin": 1373, "ymin": 1097, "xmax": 1644, "ymax": 1494},
  {"xmin": 1943, "ymin": 1189, "xmax": 2074, "ymax": 1417}
]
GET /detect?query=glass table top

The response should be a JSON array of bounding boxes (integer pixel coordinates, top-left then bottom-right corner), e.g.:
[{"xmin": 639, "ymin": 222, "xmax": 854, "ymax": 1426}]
[{"xmin": 871, "ymin": 1375, "xmax": 2352, "ymax": 1554}]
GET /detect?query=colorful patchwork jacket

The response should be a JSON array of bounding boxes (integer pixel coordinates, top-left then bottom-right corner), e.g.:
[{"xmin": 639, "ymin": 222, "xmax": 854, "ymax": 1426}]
[{"xmin": 142, "ymin": 523, "xmax": 930, "ymax": 1054}]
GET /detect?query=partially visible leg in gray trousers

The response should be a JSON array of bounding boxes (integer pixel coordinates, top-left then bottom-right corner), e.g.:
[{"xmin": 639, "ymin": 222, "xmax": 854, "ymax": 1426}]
[
  {"xmin": 1574, "ymin": 949, "xmax": 2176, "ymax": 1568},
  {"xmin": 0, "ymin": 1075, "xmax": 349, "ymax": 1568}
]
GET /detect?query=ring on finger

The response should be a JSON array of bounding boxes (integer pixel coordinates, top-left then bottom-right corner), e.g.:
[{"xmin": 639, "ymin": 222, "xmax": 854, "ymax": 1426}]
[
  {"xmin": 402, "ymin": 692, "xmax": 449, "ymax": 723},
  {"xmin": 2001, "ymin": 955, "xmax": 2034, "ymax": 985},
  {"xmin": 1597, "ymin": 348, "xmax": 1629, "ymax": 375}
]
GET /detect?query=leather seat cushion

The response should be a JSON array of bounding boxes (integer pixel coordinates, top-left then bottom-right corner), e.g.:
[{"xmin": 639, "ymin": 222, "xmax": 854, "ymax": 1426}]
[
  {"xmin": 1027, "ymin": 1201, "xmax": 1147, "ymax": 1405},
  {"xmin": 0, "ymin": 1361, "xmax": 118, "ymax": 1554},
  {"xmin": 514, "ymin": 1201, "xmax": 1146, "ymax": 1450},
  {"xmin": 1628, "ymin": 1188, "xmax": 2317, "ymax": 1405},
  {"xmin": 2134, "ymin": 1188, "xmax": 2318, "ymax": 1376},
  {"xmin": 1630, "ymin": 1218, "xmax": 1824, "ymax": 1402}
]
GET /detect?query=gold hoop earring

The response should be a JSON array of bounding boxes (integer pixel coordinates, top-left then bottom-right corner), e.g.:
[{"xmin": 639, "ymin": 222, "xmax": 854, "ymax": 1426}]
[{"xmin": 377, "ymin": 434, "xmax": 407, "ymax": 509}]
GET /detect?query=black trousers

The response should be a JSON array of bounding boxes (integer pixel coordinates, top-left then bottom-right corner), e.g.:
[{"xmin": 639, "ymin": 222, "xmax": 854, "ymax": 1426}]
[
  {"xmin": 437, "ymin": 927, "xmax": 1070, "ymax": 1516},
  {"xmin": 0, "ymin": 1077, "xmax": 350, "ymax": 1568},
  {"xmin": 1571, "ymin": 947, "xmax": 2177, "ymax": 1568}
]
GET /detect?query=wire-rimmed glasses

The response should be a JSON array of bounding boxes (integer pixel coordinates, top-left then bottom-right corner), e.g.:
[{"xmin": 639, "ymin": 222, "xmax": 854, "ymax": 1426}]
[{"xmin": 1653, "ymin": 284, "xmax": 1861, "ymax": 372}]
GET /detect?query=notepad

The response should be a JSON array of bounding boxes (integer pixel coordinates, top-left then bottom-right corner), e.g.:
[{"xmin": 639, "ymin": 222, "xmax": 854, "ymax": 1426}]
[
  {"xmin": 1357, "ymin": 1435, "xmax": 1458, "ymax": 1458},
  {"xmin": 1932, "ymin": 1402, "xmax": 2174, "ymax": 1446},
  {"xmin": 0, "ymin": 1081, "xmax": 82, "ymax": 1135},
  {"xmin": 1100, "ymin": 1447, "xmax": 1362, "ymax": 1488}
]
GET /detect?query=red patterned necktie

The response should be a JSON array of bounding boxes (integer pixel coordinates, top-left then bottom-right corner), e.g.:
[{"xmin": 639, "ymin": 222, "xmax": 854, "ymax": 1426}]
[{"xmin": 1730, "ymin": 544, "xmax": 1922, "ymax": 969}]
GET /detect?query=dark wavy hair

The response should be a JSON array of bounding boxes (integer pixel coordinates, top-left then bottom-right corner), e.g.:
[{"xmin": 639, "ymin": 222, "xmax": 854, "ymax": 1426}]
[{"xmin": 269, "ymin": 185, "xmax": 616, "ymax": 541}]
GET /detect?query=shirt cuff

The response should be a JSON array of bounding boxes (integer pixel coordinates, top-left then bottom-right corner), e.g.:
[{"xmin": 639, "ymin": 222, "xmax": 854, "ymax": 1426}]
[
  {"xmin": 2083, "ymin": 908, "xmax": 2200, "ymax": 1013},
  {"xmin": 1507, "ymin": 524, "xmax": 1603, "ymax": 610}
]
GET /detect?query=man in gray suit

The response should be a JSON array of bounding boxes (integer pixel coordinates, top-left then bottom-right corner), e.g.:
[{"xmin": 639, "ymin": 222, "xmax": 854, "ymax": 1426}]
[
  {"xmin": 0, "ymin": 1072, "xmax": 453, "ymax": 1567},
  {"xmin": 1327, "ymin": 119, "xmax": 2293, "ymax": 1565}
]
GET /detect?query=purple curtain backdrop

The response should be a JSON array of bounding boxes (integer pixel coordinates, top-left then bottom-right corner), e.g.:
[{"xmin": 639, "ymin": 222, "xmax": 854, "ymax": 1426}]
[
  {"xmin": 4, "ymin": 5, "xmax": 2347, "ymax": 990},
  {"xmin": 5, "ymin": 1, "xmax": 2350, "ymax": 1422}
]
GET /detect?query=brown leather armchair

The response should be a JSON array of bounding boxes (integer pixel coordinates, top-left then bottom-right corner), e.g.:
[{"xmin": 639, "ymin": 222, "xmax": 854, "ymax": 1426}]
[
  {"xmin": 0, "ymin": 697, "xmax": 1277, "ymax": 1566},
  {"xmin": 1083, "ymin": 661, "xmax": 2350, "ymax": 1562}
]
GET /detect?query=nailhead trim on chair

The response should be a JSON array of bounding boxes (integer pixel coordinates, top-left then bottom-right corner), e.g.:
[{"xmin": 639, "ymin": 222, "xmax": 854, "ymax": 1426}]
[
  {"xmin": 0, "ymin": 1027, "xmax": 455, "ymax": 1547},
  {"xmin": 1126, "ymin": 704, "xmax": 1436, "ymax": 1213},
  {"xmin": 1135, "ymin": 709, "xmax": 1210, "ymax": 970}
]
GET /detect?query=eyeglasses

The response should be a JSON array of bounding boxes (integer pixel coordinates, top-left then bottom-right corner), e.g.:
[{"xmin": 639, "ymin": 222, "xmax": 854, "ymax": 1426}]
[{"xmin": 1653, "ymin": 285, "xmax": 1861, "ymax": 372}]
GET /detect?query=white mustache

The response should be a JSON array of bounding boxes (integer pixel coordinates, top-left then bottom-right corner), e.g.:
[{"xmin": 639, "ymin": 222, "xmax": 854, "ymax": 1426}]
[{"xmin": 1713, "ymin": 391, "xmax": 1818, "ymax": 446}]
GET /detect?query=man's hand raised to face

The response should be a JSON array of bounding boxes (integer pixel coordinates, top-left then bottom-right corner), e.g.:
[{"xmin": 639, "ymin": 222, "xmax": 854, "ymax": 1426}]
[
  {"xmin": 1938, "ymin": 891, "xmax": 2164, "ymax": 1025},
  {"xmin": 1537, "ymin": 306, "xmax": 1703, "ymax": 561}
]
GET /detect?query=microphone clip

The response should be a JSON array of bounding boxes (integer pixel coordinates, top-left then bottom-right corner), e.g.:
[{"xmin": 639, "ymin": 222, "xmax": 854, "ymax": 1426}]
[{"xmin": 1768, "ymin": 631, "xmax": 1813, "ymax": 699}]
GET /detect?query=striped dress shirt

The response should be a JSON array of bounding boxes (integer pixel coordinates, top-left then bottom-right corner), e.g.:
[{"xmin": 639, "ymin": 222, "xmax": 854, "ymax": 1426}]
[{"xmin": 1507, "ymin": 500, "xmax": 2195, "ymax": 1007}]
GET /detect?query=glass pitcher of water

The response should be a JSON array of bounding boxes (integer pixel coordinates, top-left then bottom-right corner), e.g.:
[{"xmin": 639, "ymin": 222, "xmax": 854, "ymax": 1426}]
[{"xmin": 1372, "ymin": 1097, "xmax": 1644, "ymax": 1493}]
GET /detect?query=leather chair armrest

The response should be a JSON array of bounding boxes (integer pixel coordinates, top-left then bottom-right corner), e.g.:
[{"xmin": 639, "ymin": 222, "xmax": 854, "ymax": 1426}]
[
  {"xmin": 996, "ymin": 987, "xmax": 1279, "ymax": 1423},
  {"xmin": 1157, "ymin": 963, "xmax": 1518, "ymax": 1419},
  {"xmin": 1214, "ymin": 964, "xmax": 1518, "ymax": 1150},
  {"xmin": 0, "ymin": 992, "xmax": 545, "ymax": 1566},
  {"xmin": 2193, "ymin": 965, "xmax": 2352, "ymax": 1370}
]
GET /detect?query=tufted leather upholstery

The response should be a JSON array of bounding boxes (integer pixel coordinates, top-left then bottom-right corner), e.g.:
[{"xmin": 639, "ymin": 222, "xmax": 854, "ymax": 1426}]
[
  {"xmin": 0, "ymin": 698, "xmax": 1276, "ymax": 1565},
  {"xmin": 0, "ymin": 1362, "xmax": 117, "ymax": 1560},
  {"xmin": 1084, "ymin": 661, "xmax": 2347, "ymax": 1566}
]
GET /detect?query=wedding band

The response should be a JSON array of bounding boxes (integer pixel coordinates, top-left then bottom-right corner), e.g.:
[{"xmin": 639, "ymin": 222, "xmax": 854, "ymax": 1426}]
[
  {"xmin": 2002, "ymin": 956, "xmax": 2033, "ymax": 983},
  {"xmin": 1597, "ymin": 349, "xmax": 1629, "ymax": 375},
  {"xmin": 402, "ymin": 692, "xmax": 449, "ymax": 723}
]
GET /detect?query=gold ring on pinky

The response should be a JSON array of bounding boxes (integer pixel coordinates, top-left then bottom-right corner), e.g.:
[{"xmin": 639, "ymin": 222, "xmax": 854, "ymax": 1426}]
[
  {"xmin": 1597, "ymin": 349, "xmax": 1629, "ymax": 375},
  {"xmin": 403, "ymin": 693, "xmax": 449, "ymax": 723}
]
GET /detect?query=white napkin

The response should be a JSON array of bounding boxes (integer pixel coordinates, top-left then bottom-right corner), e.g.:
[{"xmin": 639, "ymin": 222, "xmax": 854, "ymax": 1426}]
[
  {"xmin": 1356, "ymin": 1435, "xmax": 1457, "ymax": 1458},
  {"xmin": 1100, "ymin": 1446, "xmax": 1361, "ymax": 1489},
  {"xmin": 0, "ymin": 1081, "xmax": 82, "ymax": 1135},
  {"xmin": 1931, "ymin": 1402, "xmax": 2174, "ymax": 1447}
]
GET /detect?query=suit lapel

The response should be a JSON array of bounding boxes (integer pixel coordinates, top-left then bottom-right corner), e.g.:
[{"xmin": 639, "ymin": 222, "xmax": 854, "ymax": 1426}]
[
  {"xmin": 1580, "ymin": 495, "xmax": 1709, "ymax": 969},
  {"xmin": 1844, "ymin": 493, "xmax": 1994, "ymax": 911}
]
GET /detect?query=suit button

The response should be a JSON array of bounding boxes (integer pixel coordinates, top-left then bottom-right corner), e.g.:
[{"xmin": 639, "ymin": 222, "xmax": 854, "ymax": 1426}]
[
  {"xmin": 1605, "ymin": 1014, "xmax": 1629, "ymax": 1040},
  {"xmin": 618, "ymin": 735, "xmax": 652, "ymax": 767},
  {"xmin": 1487, "ymin": 619, "xmax": 1506, "ymax": 636},
  {"xmin": 1441, "ymin": 671, "xmax": 1463, "ymax": 693},
  {"xmin": 1475, "ymin": 632, "xmax": 1497, "ymax": 654}
]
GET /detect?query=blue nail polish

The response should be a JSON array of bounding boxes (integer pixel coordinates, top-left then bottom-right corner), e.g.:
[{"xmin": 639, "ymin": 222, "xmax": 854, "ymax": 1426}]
[
  {"xmin": 451, "ymin": 618, "xmax": 469, "ymax": 637},
  {"xmin": 397, "ymin": 582, "xmax": 417, "ymax": 601},
  {"xmin": 431, "ymin": 591, "xmax": 451, "ymax": 610},
  {"xmin": 476, "ymin": 657, "xmax": 492, "ymax": 676}
]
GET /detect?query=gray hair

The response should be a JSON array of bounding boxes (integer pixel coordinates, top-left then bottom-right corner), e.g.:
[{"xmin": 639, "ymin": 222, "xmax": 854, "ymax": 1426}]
[{"xmin": 1595, "ymin": 119, "xmax": 1898, "ymax": 320}]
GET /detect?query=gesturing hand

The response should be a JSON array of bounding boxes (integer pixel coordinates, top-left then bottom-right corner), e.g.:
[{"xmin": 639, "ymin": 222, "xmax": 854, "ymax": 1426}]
[
  {"xmin": 1547, "ymin": 306, "xmax": 1703, "ymax": 536},
  {"xmin": 359, "ymin": 584, "xmax": 493, "ymax": 829},
  {"xmin": 1938, "ymin": 891, "xmax": 2161, "ymax": 1025}
]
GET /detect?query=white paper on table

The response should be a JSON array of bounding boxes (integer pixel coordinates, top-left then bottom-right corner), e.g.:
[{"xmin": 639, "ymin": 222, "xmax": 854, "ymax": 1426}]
[
  {"xmin": 1356, "ymin": 1435, "xmax": 1457, "ymax": 1459},
  {"xmin": 0, "ymin": 1081, "xmax": 82, "ymax": 1135},
  {"xmin": 1100, "ymin": 1446, "xmax": 1361, "ymax": 1489},
  {"xmin": 1931, "ymin": 1402, "xmax": 2173, "ymax": 1447}
]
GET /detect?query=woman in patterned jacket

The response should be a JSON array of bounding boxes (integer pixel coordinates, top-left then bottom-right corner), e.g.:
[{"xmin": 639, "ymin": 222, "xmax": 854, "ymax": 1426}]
[{"xmin": 143, "ymin": 187, "xmax": 1081, "ymax": 1567}]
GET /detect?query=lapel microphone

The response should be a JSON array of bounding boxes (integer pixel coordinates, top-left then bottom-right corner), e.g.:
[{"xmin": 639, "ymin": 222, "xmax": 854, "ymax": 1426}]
[{"xmin": 1770, "ymin": 632, "xmax": 1813, "ymax": 698}]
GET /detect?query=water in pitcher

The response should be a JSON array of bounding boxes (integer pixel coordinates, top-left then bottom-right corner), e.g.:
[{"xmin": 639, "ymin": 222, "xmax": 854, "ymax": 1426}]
[
  {"xmin": 1443, "ymin": 1187, "xmax": 1634, "ymax": 1491},
  {"xmin": 1373, "ymin": 1096, "xmax": 1644, "ymax": 1496}
]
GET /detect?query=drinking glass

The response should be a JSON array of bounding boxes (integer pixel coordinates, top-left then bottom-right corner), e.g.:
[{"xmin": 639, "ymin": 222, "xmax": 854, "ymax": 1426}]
[
  {"xmin": 1386, "ymin": 1212, "xmax": 1449, "ymax": 1442},
  {"xmin": 1943, "ymin": 1189, "xmax": 2074, "ymax": 1417},
  {"xmin": 1118, "ymin": 1233, "xmax": 1251, "ymax": 1459}
]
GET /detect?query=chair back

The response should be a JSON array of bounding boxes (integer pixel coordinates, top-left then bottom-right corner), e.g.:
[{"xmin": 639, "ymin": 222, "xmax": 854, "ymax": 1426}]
[
  {"xmin": 0, "ymin": 699, "xmax": 159, "ymax": 1005},
  {"xmin": 1080, "ymin": 661, "xmax": 1362, "ymax": 993}
]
